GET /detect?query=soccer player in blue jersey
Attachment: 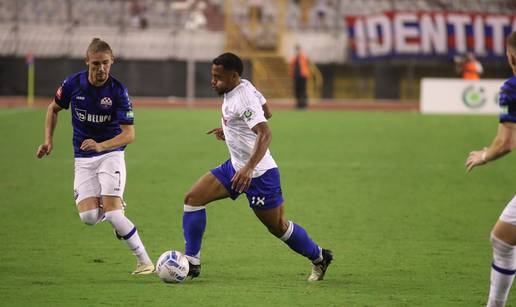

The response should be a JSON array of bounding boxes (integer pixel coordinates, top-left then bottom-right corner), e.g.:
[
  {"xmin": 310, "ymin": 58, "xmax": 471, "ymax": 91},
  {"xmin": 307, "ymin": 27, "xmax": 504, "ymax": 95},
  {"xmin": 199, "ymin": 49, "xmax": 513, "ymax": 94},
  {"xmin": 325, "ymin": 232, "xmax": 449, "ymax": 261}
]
[
  {"xmin": 466, "ymin": 31, "xmax": 516, "ymax": 306},
  {"xmin": 36, "ymin": 38, "xmax": 154, "ymax": 275},
  {"xmin": 181, "ymin": 52, "xmax": 332, "ymax": 281}
]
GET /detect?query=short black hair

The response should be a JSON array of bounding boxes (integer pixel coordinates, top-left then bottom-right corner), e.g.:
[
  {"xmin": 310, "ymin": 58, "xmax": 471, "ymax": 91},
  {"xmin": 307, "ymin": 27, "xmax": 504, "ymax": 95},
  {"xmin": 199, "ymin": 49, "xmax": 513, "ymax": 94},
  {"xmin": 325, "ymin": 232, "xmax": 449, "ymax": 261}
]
[{"xmin": 212, "ymin": 52, "xmax": 243, "ymax": 76}]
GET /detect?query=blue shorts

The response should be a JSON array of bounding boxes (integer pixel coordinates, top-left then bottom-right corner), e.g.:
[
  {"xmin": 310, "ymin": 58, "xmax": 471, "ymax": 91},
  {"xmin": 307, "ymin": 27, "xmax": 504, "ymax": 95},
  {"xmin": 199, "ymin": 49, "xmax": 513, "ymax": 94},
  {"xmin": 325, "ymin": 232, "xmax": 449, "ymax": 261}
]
[{"xmin": 210, "ymin": 159, "xmax": 284, "ymax": 210}]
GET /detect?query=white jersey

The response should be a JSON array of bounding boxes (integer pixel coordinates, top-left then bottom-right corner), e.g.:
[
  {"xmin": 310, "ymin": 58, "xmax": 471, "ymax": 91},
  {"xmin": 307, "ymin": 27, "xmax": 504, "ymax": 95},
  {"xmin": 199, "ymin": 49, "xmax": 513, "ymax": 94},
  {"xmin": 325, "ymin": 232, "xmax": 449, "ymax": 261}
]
[{"xmin": 221, "ymin": 79, "xmax": 277, "ymax": 177}]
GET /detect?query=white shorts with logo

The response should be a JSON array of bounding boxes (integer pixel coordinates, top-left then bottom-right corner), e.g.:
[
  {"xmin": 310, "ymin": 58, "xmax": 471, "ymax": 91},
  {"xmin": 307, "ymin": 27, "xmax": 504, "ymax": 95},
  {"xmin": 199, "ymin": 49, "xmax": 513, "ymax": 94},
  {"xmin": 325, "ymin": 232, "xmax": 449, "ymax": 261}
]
[
  {"xmin": 73, "ymin": 151, "xmax": 126, "ymax": 204},
  {"xmin": 500, "ymin": 195, "xmax": 516, "ymax": 225}
]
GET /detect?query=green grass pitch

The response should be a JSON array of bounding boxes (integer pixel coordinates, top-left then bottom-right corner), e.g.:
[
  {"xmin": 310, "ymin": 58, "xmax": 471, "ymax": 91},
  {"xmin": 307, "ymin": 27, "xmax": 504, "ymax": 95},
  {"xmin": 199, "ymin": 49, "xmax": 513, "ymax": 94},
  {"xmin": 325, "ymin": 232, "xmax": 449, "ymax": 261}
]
[{"xmin": 1, "ymin": 107, "xmax": 515, "ymax": 306}]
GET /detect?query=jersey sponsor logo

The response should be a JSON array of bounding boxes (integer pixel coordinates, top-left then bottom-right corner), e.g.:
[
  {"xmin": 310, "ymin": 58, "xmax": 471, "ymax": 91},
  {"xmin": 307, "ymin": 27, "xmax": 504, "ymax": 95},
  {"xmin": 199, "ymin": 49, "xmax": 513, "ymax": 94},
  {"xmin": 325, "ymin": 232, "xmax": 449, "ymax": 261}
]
[
  {"xmin": 75, "ymin": 108, "xmax": 112, "ymax": 123},
  {"xmin": 100, "ymin": 97, "xmax": 113, "ymax": 109},
  {"xmin": 75, "ymin": 108, "xmax": 87, "ymax": 121},
  {"xmin": 87, "ymin": 113, "xmax": 112, "ymax": 123},
  {"xmin": 75, "ymin": 96, "xmax": 85, "ymax": 100}
]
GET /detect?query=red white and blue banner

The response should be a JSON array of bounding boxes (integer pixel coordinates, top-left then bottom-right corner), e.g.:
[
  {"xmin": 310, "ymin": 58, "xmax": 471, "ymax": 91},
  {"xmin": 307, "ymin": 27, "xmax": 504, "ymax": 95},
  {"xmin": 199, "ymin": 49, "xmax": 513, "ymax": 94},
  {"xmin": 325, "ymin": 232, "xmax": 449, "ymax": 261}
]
[{"xmin": 345, "ymin": 12, "xmax": 516, "ymax": 61}]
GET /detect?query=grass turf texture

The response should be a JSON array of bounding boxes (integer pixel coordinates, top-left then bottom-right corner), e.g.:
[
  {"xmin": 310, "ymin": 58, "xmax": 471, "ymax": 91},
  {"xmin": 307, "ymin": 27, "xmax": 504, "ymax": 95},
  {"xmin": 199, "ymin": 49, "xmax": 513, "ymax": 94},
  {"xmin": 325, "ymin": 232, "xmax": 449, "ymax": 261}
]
[{"xmin": 0, "ymin": 107, "xmax": 513, "ymax": 306}]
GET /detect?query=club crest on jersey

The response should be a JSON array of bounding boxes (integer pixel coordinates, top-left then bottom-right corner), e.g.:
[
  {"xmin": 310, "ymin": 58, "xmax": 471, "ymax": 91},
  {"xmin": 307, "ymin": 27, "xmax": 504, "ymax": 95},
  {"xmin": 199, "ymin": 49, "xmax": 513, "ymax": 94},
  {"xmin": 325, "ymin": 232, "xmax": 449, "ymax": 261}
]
[
  {"xmin": 243, "ymin": 109, "xmax": 253, "ymax": 121},
  {"xmin": 100, "ymin": 97, "xmax": 112, "ymax": 109}
]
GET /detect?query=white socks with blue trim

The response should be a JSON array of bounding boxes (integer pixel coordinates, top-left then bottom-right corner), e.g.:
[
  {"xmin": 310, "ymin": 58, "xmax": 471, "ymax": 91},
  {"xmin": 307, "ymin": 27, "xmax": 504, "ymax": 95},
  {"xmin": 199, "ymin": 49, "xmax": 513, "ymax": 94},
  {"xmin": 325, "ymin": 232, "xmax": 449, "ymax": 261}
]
[
  {"xmin": 104, "ymin": 209, "xmax": 151, "ymax": 265},
  {"xmin": 488, "ymin": 234, "xmax": 516, "ymax": 307}
]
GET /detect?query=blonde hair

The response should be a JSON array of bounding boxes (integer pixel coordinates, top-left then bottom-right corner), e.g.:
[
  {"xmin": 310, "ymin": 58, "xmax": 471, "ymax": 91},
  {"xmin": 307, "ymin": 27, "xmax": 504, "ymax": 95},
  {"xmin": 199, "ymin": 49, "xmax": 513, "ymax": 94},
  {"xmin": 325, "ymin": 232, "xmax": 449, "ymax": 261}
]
[{"xmin": 86, "ymin": 38, "xmax": 114, "ymax": 58}]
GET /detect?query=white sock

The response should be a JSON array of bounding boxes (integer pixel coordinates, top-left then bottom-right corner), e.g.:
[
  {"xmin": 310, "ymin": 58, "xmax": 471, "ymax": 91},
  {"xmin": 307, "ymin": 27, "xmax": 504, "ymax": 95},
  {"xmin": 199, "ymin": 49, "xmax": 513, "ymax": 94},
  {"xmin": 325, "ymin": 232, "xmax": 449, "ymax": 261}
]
[
  {"xmin": 104, "ymin": 210, "xmax": 151, "ymax": 264},
  {"xmin": 488, "ymin": 234, "xmax": 516, "ymax": 307}
]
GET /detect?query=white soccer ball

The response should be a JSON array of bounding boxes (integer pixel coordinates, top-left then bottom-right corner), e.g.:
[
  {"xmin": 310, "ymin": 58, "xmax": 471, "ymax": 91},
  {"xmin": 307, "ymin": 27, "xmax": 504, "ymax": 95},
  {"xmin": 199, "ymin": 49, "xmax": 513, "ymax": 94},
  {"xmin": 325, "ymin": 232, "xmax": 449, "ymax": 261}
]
[{"xmin": 156, "ymin": 250, "xmax": 189, "ymax": 283}]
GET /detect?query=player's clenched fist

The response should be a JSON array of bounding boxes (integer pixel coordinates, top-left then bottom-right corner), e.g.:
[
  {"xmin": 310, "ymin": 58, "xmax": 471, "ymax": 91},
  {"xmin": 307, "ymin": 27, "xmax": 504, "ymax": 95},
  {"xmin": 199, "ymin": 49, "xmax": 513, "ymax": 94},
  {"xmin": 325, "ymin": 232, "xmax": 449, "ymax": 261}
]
[
  {"xmin": 36, "ymin": 143, "xmax": 52, "ymax": 158},
  {"xmin": 80, "ymin": 139, "xmax": 104, "ymax": 152}
]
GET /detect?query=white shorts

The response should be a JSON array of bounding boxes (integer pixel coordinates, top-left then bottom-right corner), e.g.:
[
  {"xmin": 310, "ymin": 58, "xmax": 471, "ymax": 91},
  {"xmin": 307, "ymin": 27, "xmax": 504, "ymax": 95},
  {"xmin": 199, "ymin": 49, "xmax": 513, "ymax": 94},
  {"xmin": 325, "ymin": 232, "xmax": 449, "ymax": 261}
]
[
  {"xmin": 73, "ymin": 151, "xmax": 126, "ymax": 205},
  {"xmin": 500, "ymin": 195, "xmax": 516, "ymax": 225}
]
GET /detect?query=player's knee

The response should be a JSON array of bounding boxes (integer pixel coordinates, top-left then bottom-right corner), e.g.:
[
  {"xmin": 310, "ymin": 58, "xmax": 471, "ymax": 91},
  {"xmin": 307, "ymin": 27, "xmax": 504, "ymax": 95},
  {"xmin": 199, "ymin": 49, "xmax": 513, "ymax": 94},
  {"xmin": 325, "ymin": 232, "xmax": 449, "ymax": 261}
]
[
  {"xmin": 266, "ymin": 218, "xmax": 289, "ymax": 237},
  {"xmin": 491, "ymin": 233, "xmax": 516, "ymax": 268},
  {"xmin": 184, "ymin": 191, "xmax": 203, "ymax": 206},
  {"xmin": 79, "ymin": 208, "xmax": 103, "ymax": 225},
  {"xmin": 183, "ymin": 192, "xmax": 194, "ymax": 205}
]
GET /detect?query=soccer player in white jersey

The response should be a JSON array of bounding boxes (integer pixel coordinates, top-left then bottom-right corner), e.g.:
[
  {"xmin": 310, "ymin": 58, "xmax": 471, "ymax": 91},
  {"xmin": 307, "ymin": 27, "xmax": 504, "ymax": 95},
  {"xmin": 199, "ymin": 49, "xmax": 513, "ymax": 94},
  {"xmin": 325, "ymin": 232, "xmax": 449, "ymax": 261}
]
[
  {"xmin": 181, "ymin": 52, "xmax": 332, "ymax": 280},
  {"xmin": 466, "ymin": 31, "xmax": 516, "ymax": 306},
  {"xmin": 36, "ymin": 38, "xmax": 154, "ymax": 275}
]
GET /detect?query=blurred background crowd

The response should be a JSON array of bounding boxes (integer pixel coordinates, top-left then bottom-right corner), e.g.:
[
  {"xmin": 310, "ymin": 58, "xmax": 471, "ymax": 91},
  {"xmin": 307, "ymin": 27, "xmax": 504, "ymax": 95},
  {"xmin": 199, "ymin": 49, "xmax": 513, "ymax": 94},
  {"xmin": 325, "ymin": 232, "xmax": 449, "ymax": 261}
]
[{"xmin": 0, "ymin": 0, "xmax": 515, "ymax": 102}]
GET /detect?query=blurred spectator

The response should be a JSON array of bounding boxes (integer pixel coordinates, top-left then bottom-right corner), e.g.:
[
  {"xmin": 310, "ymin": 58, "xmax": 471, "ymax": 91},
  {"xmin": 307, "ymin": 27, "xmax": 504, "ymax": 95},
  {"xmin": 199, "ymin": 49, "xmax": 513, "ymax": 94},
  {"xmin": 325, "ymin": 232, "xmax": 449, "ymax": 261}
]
[
  {"xmin": 455, "ymin": 52, "xmax": 483, "ymax": 80},
  {"xmin": 185, "ymin": 1, "xmax": 207, "ymax": 30},
  {"xmin": 130, "ymin": 0, "xmax": 148, "ymax": 29},
  {"xmin": 313, "ymin": 0, "xmax": 331, "ymax": 30},
  {"xmin": 296, "ymin": 0, "xmax": 312, "ymax": 29},
  {"xmin": 249, "ymin": 0, "xmax": 264, "ymax": 22},
  {"xmin": 289, "ymin": 45, "xmax": 311, "ymax": 109},
  {"xmin": 286, "ymin": 0, "xmax": 301, "ymax": 30},
  {"xmin": 256, "ymin": 15, "xmax": 277, "ymax": 49}
]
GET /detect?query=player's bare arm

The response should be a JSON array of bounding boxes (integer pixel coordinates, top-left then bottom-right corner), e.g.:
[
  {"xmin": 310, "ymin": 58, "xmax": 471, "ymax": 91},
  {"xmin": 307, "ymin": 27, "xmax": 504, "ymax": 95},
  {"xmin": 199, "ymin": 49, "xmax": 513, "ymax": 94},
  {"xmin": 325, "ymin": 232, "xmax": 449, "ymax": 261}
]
[
  {"xmin": 36, "ymin": 101, "xmax": 63, "ymax": 158},
  {"xmin": 231, "ymin": 122, "xmax": 272, "ymax": 193},
  {"xmin": 80, "ymin": 124, "xmax": 135, "ymax": 153},
  {"xmin": 262, "ymin": 103, "xmax": 272, "ymax": 119},
  {"xmin": 206, "ymin": 127, "xmax": 225, "ymax": 141},
  {"xmin": 466, "ymin": 122, "xmax": 516, "ymax": 172}
]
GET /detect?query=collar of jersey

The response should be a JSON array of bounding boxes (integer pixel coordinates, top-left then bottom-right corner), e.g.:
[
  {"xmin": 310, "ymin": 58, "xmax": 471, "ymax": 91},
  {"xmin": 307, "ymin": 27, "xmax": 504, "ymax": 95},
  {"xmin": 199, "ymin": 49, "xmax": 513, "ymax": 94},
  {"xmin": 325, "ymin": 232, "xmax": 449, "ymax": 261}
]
[
  {"xmin": 224, "ymin": 81, "xmax": 244, "ymax": 99},
  {"xmin": 82, "ymin": 71, "xmax": 112, "ymax": 89}
]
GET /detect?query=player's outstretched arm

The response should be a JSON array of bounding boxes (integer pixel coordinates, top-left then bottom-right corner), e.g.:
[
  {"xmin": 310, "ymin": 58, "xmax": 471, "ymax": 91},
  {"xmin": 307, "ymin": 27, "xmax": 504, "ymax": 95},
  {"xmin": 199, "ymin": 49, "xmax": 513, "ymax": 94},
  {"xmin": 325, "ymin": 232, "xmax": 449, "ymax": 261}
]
[
  {"xmin": 466, "ymin": 122, "xmax": 516, "ymax": 172},
  {"xmin": 36, "ymin": 101, "xmax": 63, "ymax": 158},
  {"xmin": 80, "ymin": 124, "xmax": 135, "ymax": 153}
]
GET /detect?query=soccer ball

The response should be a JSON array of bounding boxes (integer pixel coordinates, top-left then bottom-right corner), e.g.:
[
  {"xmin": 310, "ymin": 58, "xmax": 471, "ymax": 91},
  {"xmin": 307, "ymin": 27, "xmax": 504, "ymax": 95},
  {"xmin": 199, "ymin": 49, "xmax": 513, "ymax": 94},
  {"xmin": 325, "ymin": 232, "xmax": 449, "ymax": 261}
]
[{"xmin": 156, "ymin": 250, "xmax": 189, "ymax": 283}]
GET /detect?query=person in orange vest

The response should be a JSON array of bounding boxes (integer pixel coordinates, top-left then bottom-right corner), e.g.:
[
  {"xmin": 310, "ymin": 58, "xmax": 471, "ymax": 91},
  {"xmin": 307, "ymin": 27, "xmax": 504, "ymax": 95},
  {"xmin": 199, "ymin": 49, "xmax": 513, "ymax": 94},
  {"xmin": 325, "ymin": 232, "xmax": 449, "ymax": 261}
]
[
  {"xmin": 457, "ymin": 52, "xmax": 483, "ymax": 80},
  {"xmin": 289, "ymin": 45, "xmax": 311, "ymax": 109}
]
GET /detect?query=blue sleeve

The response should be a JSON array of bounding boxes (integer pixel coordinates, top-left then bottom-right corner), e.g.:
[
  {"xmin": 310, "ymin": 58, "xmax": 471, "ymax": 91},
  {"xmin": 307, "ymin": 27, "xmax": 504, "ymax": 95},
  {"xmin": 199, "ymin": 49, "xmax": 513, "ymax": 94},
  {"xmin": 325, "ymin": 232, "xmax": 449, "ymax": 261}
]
[
  {"xmin": 115, "ymin": 85, "xmax": 134, "ymax": 125},
  {"xmin": 499, "ymin": 80, "xmax": 516, "ymax": 123},
  {"xmin": 54, "ymin": 78, "xmax": 73, "ymax": 109}
]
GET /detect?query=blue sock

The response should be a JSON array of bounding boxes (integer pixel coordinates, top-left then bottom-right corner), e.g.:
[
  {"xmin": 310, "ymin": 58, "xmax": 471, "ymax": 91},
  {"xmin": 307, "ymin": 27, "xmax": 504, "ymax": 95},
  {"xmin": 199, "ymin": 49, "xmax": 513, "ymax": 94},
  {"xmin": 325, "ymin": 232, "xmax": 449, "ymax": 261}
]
[
  {"xmin": 182, "ymin": 205, "xmax": 206, "ymax": 263},
  {"xmin": 280, "ymin": 221, "xmax": 321, "ymax": 262}
]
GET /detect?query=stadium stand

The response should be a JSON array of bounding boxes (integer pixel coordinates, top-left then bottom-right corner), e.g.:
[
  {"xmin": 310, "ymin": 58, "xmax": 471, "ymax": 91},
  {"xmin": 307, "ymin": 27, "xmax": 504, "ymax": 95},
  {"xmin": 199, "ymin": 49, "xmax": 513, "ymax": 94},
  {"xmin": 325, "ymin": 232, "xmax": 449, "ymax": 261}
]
[{"xmin": 0, "ymin": 0, "xmax": 514, "ymax": 100}]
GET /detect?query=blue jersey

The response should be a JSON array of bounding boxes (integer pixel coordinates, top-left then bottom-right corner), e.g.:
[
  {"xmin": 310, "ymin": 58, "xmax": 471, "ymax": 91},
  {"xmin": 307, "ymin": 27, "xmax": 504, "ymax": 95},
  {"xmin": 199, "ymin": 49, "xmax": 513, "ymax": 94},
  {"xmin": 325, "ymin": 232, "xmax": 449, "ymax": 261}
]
[
  {"xmin": 499, "ymin": 76, "xmax": 516, "ymax": 123},
  {"xmin": 54, "ymin": 71, "xmax": 134, "ymax": 158}
]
